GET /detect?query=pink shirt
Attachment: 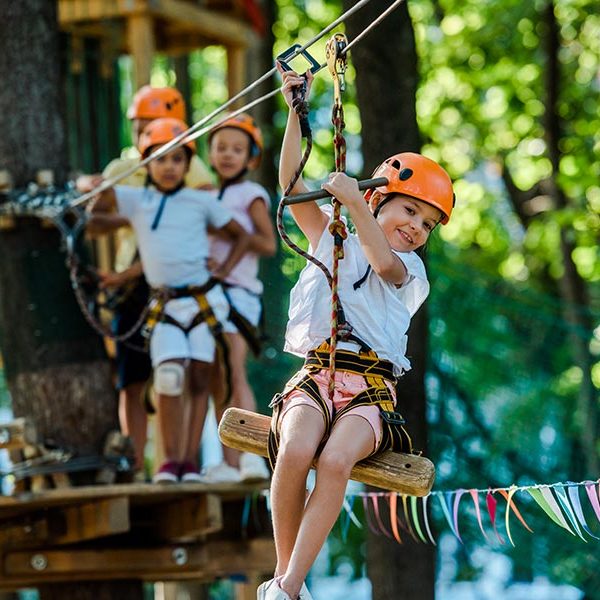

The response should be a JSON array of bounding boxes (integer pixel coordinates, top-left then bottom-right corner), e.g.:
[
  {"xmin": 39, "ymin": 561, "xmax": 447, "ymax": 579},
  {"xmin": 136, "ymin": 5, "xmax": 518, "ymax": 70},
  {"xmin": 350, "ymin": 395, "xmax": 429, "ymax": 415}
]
[{"xmin": 209, "ymin": 180, "xmax": 270, "ymax": 295}]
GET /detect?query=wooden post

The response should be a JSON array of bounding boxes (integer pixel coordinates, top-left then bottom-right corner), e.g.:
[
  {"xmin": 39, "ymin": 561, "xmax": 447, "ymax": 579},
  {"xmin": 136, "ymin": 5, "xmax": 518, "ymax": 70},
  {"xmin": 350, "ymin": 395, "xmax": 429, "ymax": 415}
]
[
  {"xmin": 127, "ymin": 12, "xmax": 156, "ymax": 87},
  {"xmin": 226, "ymin": 45, "xmax": 246, "ymax": 107}
]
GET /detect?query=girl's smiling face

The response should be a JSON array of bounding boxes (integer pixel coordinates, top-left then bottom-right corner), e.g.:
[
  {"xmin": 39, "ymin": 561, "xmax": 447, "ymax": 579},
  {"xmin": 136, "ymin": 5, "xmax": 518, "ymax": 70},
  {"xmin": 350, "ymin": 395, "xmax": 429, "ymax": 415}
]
[
  {"xmin": 209, "ymin": 127, "xmax": 253, "ymax": 181},
  {"xmin": 375, "ymin": 194, "xmax": 442, "ymax": 251},
  {"xmin": 146, "ymin": 145, "xmax": 190, "ymax": 192}
]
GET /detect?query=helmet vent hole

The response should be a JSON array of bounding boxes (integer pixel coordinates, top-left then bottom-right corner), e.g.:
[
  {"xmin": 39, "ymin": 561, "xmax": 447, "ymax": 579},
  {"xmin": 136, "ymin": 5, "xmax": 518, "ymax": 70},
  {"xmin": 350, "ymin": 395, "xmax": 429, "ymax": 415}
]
[
  {"xmin": 399, "ymin": 168, "xmax": 413, "ymax": 181},
  {"xmin": 391, "ymin": 159, "xmax": 401, "ymax": 170}
]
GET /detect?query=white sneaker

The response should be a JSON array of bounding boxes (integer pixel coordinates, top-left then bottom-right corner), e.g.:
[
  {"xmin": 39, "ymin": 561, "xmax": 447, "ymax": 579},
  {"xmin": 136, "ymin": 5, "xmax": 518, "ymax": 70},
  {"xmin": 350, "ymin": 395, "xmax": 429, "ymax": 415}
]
[
  {"xmin": 202, "ymin": 462, "xmax": 241, "ymax": 484},
  {"xmin": 257, "ymin": 578, "xmax": 292, "ymax": 600},
  {"xmin": 299, "ymin": 582, "xmax": 313, "ymax": 600},
  {"xmin": 240, "ymin": 452, "xmax": 270, "ymax": 482}
]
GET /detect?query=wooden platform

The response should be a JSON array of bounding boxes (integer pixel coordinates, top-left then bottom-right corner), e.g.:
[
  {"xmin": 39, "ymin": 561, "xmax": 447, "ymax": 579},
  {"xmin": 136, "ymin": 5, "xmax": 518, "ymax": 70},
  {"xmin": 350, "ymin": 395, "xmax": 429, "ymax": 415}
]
[
  {"xmin": 219, "ymin": 408, "xmax": 435, "ymax": 496},
  {"xmin": 0, "ymin": 481, "xmax": 274, "ymax": 590}
]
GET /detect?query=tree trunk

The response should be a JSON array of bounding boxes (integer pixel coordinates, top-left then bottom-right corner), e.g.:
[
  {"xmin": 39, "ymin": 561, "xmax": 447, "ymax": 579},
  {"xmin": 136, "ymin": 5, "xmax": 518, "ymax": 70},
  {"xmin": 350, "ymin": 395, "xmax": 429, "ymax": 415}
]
[
  {"xmin": 342, "ymin": 1, "xmax": 435, "ymax": 598},
  {"xmin": 0, "ymin": 1, "xmax": 142, "ymax": 597},
  {"xmin": 542, "ymin": 0, "xmax": 597, "ymax": 477}
]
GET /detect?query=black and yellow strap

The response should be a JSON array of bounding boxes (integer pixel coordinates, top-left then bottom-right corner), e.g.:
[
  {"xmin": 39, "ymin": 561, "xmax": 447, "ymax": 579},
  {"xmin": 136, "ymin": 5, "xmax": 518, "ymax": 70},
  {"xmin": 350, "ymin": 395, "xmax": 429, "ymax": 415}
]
[
  {"xmin": 193, "ymin": 290, "xmax": 232, "ymax": 407},
  {"xmin": 305, "ymin": 341, "xmax": 395, "ymax": 382},
  {"xmin": 267, "ymin": 346, "xmax": 413, "ymax": 470},
  {"xmin": 267, "ymin": 371, "xmax": 331, "ymax": 470},
  {"xmin": 220, "ymin": 283, "xmax": 266, "ymax": 357},
  {"xmin": 142, "ymin": 281, "xmax": 233, "ymax": 406}
]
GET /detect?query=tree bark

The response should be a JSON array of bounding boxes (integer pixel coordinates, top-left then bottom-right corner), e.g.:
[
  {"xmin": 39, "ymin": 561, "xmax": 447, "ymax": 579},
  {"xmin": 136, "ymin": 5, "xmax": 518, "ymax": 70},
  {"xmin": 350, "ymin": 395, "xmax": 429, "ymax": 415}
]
[
  {"xmin": 0, "ymin": 1, "xmax": 142, "ymax": 597},
  {"xmin": 542, "ymin": 0, "xmax": 597, "ymax": 477},
  {"xmin": 342, "ymin": 2, "xmax": 435, "ymax": 598}
]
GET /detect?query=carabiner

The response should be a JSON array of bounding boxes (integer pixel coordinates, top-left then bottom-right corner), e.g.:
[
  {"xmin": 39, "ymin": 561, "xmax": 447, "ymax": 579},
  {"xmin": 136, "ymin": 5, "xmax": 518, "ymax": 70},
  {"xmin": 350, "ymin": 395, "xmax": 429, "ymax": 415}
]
[{"xmin": 325, "ymin": 33, "xmax": 349, "ymax": 102}]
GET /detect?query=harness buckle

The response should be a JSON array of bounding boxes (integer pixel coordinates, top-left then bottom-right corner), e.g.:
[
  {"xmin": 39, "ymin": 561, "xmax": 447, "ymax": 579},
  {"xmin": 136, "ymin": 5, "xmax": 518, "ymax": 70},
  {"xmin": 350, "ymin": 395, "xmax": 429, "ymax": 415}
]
[
  {"xmin": 269, "ymin": 393, "xmax": 284, "ymax": 409},
  {"xmin": 381, "ymin": 410, "xmax": 406, "ymax": 426}
]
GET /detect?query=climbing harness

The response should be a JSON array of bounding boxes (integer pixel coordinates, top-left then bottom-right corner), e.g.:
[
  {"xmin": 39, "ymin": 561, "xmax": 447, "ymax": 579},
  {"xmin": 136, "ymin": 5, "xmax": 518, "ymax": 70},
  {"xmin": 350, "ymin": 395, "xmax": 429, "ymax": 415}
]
[
  {"xmin": 221, "ymin": 282, "xmax": 266, "ymax": 357},
  {"xmin": 267, "ymin": 341, "xmax": 413, "ymax": 470},
  {"xmin": 142, "ymin": 280, "xmax": 233, "ymax": 405}
]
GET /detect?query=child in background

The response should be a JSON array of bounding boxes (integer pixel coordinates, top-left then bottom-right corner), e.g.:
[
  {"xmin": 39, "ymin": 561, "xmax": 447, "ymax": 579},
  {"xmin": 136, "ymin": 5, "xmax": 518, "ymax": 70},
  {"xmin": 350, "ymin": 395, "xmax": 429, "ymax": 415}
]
[
  {"xmin": 100, "ymin": 86, "xmax": 213, "ymax": 480},
  {"xmin": 258, "ymin": 69, "xmax": 455, "ymax": 600},
  {"xmin": 204, "ymin": 114, "xmax": 276, "ymax": 484},
  {"xmin": 79, "ymin": 118, "xmax": 248, "ymax": 484}
]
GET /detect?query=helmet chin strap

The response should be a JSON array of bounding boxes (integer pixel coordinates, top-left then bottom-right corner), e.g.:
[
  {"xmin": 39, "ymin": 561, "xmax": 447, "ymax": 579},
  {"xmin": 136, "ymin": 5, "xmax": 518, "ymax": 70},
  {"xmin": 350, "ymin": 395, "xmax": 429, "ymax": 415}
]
[
  {"xmin": 145, "ymin": 174, "xmax": 186, "ymax": 230},
  {"xmin": 216, "ymin": 166, "xmax": 248, "ymax": 200}
]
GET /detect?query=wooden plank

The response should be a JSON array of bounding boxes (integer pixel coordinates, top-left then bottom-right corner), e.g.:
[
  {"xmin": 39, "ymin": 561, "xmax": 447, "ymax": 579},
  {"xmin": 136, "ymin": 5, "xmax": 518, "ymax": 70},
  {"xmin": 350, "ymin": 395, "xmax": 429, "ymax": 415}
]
[
  {"xmin": 0, "ymin": 497, "xmax": 130, "ymax": 548},
  {"xmin": 0, "ymin": 516, "xmax": 49, "ymax": 548},
  {"xmin": 58, "ymin": 0, "xmax": 145, "ymax": 24},
  {"xmin": 52, "ymin": 496, "xmax": 130, "ymax": 545},
  {"xmin": 58, "ymin": 0, "xmax": 255, "ymax": 47},
  {"xmin": 0, "ymin": 481, "xmax": 267, "ymax": 521},
  {"xmin": 0, "ymin": 419, "xmax": 37, "ymax": 450},
  {"xmin": 219, "ymin": 408, "xmax": 436, "ymax": 496},
  {"xmin": 151, "ymin": 0, "xmax": 254, "ymax": 46},
  {"xmin": 2, "ymin": 538, "xmax": 275, "ymax": 584},
  {"xmin": 147, "ymin": 494, "xmax": 222, "ymax": 541}
]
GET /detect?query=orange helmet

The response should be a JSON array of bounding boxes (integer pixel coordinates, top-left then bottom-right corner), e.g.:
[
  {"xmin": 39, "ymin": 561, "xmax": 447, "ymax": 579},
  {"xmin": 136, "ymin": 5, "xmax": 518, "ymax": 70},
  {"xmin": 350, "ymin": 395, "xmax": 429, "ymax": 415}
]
[
  {"xmin": 127, "ymin": 86, "xmax": 186, "ymax": 121},
  {"xmin": 364, "ymin": 153, "xmax": 455, "ymax": 224},
  {"xmin": 137, "ymin": 118, "xmax": 196, "ymax": 158},
  {"xmin": 208, "ymin": 113, "xmax": 264, "ymax": 164}
]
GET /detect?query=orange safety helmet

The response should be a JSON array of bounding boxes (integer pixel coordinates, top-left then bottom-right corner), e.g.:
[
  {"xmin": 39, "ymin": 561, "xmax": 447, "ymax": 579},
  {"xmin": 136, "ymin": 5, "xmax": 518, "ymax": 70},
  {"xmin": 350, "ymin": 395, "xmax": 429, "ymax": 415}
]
[
  {"xmin": 364, "ymin": 153, "xmax": 455, "ymax": 224},
  {"xmin": 127, "ymin": 86, "xmax": 187, "ymax": 121},
  {"xmin": 137, "ymin": 118, "xmax": 196, "ymax": 159},
  {"xmin": 208, "ymin": 113, "xmax": 264, "ymax": 163}
]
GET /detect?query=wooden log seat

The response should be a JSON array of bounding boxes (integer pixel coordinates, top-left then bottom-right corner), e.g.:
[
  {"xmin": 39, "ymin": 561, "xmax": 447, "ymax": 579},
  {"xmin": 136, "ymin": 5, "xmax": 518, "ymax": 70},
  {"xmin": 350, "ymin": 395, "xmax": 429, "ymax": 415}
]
[{"xmin": 218, "ymin": 408, "xmax": 435, "ymax": 496}]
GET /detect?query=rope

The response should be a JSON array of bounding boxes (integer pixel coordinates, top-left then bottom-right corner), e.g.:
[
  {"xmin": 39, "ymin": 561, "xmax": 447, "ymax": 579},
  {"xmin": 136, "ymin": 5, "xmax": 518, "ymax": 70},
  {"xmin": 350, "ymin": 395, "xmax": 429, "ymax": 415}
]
[
  {"xmin": 276, "ymin": 84, "xmax": 334, "ymax": 288},
  {"xmin": 326, "ymin": 34, "xmax": 350, "ymax": 402}
]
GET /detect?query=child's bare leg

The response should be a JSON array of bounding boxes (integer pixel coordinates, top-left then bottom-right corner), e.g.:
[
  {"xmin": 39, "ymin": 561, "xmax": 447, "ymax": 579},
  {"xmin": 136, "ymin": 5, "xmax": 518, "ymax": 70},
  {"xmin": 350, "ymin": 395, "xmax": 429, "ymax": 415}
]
[
  {"xmin": 182, "ymin": 359, "xmax": 211, "ymax": 465},
  {"xmin": 280, "ymin": 416, "xmax": 375, "ymax": 598},
  {"xmin": 216, "ymin": 333, "xmax": 253, "ymax": 467},
  {"xmin": 271, "ymin": 405, "xmax": 325, "ymax": 577},
  {"xmin": 118, "ymin": 381, "xmax": 147, "ymax": 471},
  {"xmin": 155, "ymin": 359, "xmax": 186, "ymax": 463}
]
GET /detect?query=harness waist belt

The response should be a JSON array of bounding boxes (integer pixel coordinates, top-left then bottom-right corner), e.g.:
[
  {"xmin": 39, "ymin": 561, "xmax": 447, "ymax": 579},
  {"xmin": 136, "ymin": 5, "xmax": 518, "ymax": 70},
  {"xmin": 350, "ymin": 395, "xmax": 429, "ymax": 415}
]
[
  {"xmin": 152, "ymin": 278, "xmax": 218, "ymax": 300},
  {"xmin": 305, "ymin": 348, "xmax": 395, "ymax": 383}
]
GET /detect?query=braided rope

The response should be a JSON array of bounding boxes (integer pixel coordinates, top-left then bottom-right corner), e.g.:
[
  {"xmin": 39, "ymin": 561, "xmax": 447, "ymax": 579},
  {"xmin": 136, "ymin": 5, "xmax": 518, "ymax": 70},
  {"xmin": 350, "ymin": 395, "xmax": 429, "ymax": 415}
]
[
  {"xmin": 277, "ymin": 88, "xmax": 334, "ymax": 287},
  {"xmin": 328, "ymin": 101, "xmax": 348, "ymax": 401}
]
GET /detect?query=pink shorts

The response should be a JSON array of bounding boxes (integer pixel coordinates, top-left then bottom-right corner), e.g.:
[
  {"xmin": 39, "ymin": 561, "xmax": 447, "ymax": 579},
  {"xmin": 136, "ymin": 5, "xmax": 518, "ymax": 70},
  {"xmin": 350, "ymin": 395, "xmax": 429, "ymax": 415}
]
[{"xmin": 279, "ymin": 368, "xmax": 396, "ymax": 453}]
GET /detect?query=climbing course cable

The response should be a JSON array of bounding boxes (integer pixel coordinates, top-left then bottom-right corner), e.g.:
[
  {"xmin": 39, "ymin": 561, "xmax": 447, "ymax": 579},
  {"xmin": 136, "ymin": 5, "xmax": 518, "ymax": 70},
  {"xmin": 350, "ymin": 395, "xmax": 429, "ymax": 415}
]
[{"xmin": 70, "ymin": 0, "xmax": 408, "ymax": 208}]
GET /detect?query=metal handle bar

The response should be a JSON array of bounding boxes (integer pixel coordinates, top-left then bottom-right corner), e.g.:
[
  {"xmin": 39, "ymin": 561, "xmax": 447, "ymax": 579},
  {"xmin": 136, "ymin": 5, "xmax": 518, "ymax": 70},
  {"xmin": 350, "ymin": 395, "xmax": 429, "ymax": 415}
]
[{"xmin": 281, "ymin": 177, "xmax": 388, "ymax": 206}]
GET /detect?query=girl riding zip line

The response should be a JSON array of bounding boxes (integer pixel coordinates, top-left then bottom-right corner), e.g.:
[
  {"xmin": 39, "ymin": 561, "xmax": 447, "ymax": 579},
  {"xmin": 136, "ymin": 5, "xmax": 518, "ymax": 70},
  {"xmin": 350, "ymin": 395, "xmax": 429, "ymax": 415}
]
[{"xmin": 258, "ymin": 67, "xmax": 455, "ymax": 600}]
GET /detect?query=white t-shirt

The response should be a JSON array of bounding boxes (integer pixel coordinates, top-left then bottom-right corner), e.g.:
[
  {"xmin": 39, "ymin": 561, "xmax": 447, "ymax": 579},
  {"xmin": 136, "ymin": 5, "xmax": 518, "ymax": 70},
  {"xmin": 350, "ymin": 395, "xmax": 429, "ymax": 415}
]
[
  {"xmin": 285, "ymin": 206, "xmax": 429, "ymax": 375},
  {"xmin": 209, "ymin": 180, "xmax": 270, "ymax": 295},
  {"xmin": 115, "ymin": 185, "xmax": 232, "ymax": 288}
]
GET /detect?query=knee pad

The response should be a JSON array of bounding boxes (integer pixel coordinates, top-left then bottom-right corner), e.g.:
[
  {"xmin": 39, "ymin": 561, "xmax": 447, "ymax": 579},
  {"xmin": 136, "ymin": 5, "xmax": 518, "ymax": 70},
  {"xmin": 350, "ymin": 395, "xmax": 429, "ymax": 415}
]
[{"xmin": 154, "ymin": 362, "xmax": 185, "ymax": 396}]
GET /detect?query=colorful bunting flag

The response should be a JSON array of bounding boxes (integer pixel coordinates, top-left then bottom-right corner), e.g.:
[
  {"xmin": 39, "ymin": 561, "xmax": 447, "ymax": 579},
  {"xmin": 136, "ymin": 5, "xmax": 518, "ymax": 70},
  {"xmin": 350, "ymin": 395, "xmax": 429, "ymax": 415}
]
[{"xmin": 334, "ymin": 479, "xmax": 600, "ymax": 547}]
